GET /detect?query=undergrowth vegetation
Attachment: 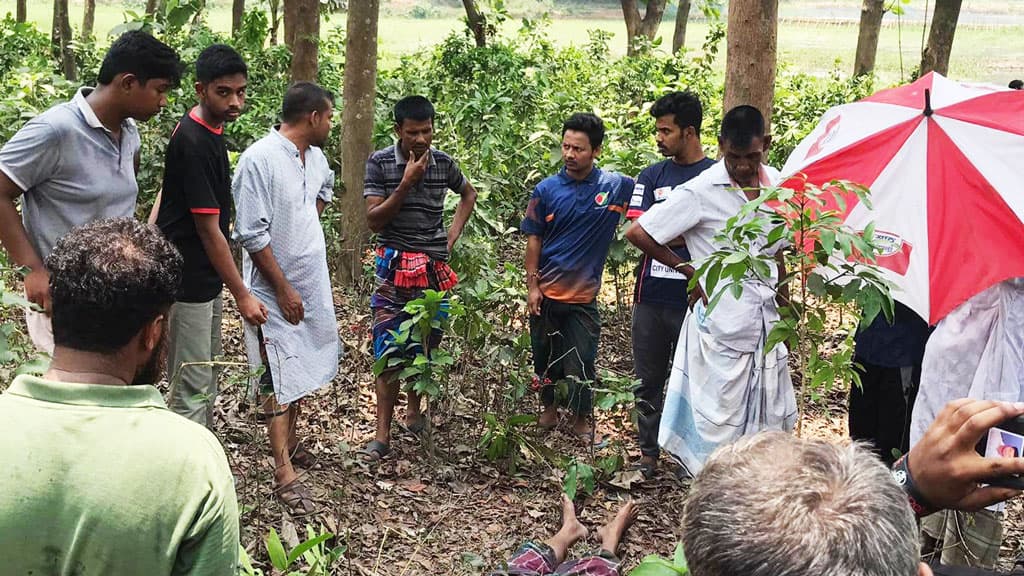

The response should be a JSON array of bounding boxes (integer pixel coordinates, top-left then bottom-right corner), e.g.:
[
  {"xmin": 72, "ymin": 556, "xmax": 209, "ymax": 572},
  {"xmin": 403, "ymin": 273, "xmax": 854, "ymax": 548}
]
[{"xmin": 0, "ymin": 10, "xmax": 887, "ymax": 573}]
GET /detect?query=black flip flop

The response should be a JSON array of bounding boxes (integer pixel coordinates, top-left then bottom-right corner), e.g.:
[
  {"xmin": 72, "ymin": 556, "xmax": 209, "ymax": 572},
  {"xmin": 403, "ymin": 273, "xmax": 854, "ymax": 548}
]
[{"xmin": 358, "ymin": 440, "xmax": 391, "ymax": 463}]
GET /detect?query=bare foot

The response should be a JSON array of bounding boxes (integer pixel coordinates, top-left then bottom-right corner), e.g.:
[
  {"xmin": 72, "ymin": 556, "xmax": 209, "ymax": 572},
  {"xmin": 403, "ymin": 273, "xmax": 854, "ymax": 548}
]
[
  {"xmin": 557, "ymin": 493, "xmax": 588, "ymax": 542},
  {"xmin": 597, "ymin": 499, "xmax": 639, "ymax": 554},
  {"xmin": 543, "ymin": 493, "xmax": 588, "ymax": 565}
]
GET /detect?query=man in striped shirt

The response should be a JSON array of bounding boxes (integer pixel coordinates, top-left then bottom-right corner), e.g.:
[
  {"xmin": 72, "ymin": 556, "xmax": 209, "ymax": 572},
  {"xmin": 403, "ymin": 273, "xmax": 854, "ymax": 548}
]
[{"xmin": 360, "ymin": 95, "xmax": 478, "ymax": 461}]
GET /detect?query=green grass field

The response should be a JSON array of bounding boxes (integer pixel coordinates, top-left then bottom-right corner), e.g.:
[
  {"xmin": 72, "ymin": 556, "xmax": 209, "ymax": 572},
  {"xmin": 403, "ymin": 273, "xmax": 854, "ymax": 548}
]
[{"xmin": 3, "ymin": 0, "xmax": 1022, "ymax": 84}]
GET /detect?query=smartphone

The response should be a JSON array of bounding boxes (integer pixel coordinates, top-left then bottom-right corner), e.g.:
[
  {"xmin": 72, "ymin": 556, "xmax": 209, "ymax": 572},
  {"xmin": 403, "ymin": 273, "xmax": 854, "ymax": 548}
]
[{"xmin": 975, "ymin": 415, "xmax": 1024, "ymax": 489}]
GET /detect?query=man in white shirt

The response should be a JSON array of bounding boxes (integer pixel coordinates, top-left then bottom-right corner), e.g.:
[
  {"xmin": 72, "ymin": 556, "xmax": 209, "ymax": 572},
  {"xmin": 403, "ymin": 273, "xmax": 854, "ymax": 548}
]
[{"xmin": 625, "ymin": 105, "xmax": 797, "ymax": 476}]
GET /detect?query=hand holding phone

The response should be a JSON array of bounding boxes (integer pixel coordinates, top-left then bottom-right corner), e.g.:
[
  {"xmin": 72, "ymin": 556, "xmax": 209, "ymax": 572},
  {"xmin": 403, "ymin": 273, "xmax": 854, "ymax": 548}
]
[{"xmin": 908, "ymin": 399, "xmax": 1024, "ymax": 511}]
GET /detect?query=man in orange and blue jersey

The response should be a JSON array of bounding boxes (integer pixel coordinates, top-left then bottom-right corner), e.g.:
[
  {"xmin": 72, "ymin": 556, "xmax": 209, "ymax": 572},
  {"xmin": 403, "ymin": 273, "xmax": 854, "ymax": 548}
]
[{"xmin": 522, "ymin": 113, "xmax": 634, "ymax": 445}]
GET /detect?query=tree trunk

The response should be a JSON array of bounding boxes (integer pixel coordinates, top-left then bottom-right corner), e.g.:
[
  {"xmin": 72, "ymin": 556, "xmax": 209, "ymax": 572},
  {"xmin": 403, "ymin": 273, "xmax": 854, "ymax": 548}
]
[
  {"xmin": 921, "ymin": 0, "xmax": 962, "ymax": 76},
  {"xmin": 853, "ymin": 0, "xmax": 884, "ymax": 76},
  {"xmin": 283, "ymin": 0, "xmax": 296, "ymax": 48},
  {"xmin": 337, "ymin": 0, "xmax": 379, "ymax": 286},
  {"xmin": 232, "ymin": 0, "xmax": 245, "ymax": 37},
  {"xmin": 82, "ymin": 0, "xmax": 95, "ymax": 39},
  {"xmin": 620, "ymin": 0, "xmax": 668, "ymax": 56},
  {"xmin": 673, "ymin": 0, "xmax": 690, "ymax": 53},
  {"xmin": 52, "ymin": 0, "xmax": 76, "ymax": 81},
  {"xmin": 16, "ymin": 0, "xmax": 27, "ymax": 22},
  {"xmin": 287, "ymin": 0, "xmax": 319, "ymax": 82},
  {"xmin": 269, "ymin": 0, "xmax": 281, "ymax": 45},
  {"xmin": 723, "ymin": 0, "xmax": 778, "ymax": 128},
  {"xmin": 462, "ymin": 0, "xmax": 487, "ymax": 47}
]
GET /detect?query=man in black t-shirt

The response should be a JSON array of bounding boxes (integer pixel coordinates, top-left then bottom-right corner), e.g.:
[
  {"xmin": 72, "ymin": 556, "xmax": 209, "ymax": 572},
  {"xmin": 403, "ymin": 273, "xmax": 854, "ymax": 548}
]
[
  {"xmin": 625, "ymin": 92, "xmax": 715, "ymax": 478},
  {"xmin": 155, "ymin": 44, "xmax": 268, "ymax": 427}
]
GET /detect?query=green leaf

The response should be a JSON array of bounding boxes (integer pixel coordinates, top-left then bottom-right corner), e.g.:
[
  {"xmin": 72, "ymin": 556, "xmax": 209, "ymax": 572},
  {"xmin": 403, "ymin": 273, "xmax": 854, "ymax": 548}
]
[
  {"xmin": 806, "ymin": 273, "xmax": 826, "ymax": 297},
  {"xmin": 563, "ymin": 464, "xmax": 578, "ymax": 500},
  {"xmin": 819, "ymin": 229, "xmax": 836, "ymax": 254},
  {"xmin": 673, "ymin": 543, "xmax": 688, "ymax": 569},
  {"xmin": 287, "ymin": 532, "xmax": 333, "ymax": 566},
  {"xmin": 15, "ymin": 355, "xmax": 49, "ymax": 375},
  {"xmin": 507, "ymin": 414, "xmax": 537, "ymax": 426},
  {"xmin": 266, "ymin": 528, "xmax": 288, "ymax": 570}
]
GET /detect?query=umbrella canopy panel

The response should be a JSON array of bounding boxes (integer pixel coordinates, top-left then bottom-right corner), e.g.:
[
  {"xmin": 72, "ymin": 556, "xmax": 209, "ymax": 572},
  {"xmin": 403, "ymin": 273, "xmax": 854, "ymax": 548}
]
[{"xmin": 780, "ymin": 72, "xmax": 1024, "ymax": 324}]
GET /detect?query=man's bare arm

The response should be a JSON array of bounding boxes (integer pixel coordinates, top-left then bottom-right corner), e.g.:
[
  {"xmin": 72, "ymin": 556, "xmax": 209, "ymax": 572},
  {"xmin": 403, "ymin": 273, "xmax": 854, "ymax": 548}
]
[
  {"xmin": 446, "ymin": 181, "xmax": 478, "ymax": 252},
  {"xmin": 193, "ymin": 213, "xmax": 267, "ymax": 325},
  {"xmin": 248, "ymin": 245, "xmax": 303, "ymax": 325},
  {"xmin": 0, "ymin": 171, "xmax": 49, "ymax": 312},
  {"xmin": 147, "ymin": 190, "xmax": 162, "ymax": 225},
  {"xmin": 366, "ymin": 149, "xmax": 430, "ymax": 233},
  {"xmin": 316, "ymin": 198, "xmax": 327, "ymax": 217}
]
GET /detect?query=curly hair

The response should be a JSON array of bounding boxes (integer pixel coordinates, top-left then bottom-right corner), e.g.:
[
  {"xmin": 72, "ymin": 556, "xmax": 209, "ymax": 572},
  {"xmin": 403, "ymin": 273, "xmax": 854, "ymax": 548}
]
[{"xmin": 46, "ymin": 218, "xmax": 183, "ymax": 354}]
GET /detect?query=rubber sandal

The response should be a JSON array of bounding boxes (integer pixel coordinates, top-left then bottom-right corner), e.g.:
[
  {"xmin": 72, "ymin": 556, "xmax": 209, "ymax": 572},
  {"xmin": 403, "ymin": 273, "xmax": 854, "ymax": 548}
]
[
  {"xmin": 399, "ymin": 415, "xmax": 429, "ymax": 436},
  {"xmin": 630, "ymin": 461, "xmax": 657, "ymax": 480},
  {"xmin": 358, "ymin": 439, "xmax": 391, "ymax": 463},
  {"xmin": 274, "ymin": 478, "xmax": 316, "ymax": 516},
  {"xmin": 573, "ymin": 430, "xmax": 609, "ymax": 449},
  {"xmin": 289, "ymin": 442, "xmax": 317, "ymax": 469}
]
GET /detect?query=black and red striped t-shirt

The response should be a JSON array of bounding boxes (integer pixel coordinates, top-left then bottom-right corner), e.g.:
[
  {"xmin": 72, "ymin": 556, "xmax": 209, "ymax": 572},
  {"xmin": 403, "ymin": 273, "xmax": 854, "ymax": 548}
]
[{"xmin": 156, "ymin": 108, "xmax": 232, "ymax": 303}]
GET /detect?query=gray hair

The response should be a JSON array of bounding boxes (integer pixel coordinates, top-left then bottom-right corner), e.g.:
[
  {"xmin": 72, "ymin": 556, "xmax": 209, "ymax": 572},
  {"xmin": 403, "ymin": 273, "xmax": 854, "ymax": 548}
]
[{"xmin": 683, "ymin": 432, "xmax": 919, "ymax": 576}]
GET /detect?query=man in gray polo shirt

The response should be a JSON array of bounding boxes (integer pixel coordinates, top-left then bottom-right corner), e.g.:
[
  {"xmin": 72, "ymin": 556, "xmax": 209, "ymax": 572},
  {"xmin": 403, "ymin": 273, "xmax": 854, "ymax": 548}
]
[{"xmin": 0, "ymin": 31, "xmax": 182, "ymax": 354}]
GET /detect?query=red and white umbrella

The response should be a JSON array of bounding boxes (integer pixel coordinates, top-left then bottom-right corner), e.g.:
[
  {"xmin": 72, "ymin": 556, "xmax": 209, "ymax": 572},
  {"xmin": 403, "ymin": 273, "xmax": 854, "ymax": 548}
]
[{"xmin": 780, "ymin": 72, "xmax": 1024, "ymax": 325}]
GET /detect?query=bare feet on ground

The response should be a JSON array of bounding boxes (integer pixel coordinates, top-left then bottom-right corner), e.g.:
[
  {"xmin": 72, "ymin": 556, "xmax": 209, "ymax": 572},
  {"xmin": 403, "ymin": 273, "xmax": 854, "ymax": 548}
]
[
  {"xmin": 557, "ymin": 493, "xmax": 588, "ymax": 543},
  {"xmin": 597, "ymin": 499, "xmax": 639, "ymax": 554}
]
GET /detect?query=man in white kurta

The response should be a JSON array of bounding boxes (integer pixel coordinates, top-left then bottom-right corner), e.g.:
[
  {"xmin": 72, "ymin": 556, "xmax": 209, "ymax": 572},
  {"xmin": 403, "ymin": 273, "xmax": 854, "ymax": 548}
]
[
  {"xmin": 231, "ymin": 82, "xmax": 339, "ymax": 514},
  {"xmin": 626, "ymin": 105, "xmax": 797, "ymax": 476}
]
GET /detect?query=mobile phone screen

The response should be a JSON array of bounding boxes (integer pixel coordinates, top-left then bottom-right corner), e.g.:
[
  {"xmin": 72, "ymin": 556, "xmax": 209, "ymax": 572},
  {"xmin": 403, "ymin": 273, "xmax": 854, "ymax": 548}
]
[{"xmin": 984, "ymin": 427, "xmax": 1024, "ymax": 459}]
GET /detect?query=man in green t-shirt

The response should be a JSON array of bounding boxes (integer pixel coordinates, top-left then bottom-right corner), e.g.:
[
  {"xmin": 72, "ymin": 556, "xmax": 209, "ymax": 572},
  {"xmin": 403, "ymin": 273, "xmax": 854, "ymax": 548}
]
[{"xmin": 0, "ymin": 218, "xmax": 238, "ymax": 575}]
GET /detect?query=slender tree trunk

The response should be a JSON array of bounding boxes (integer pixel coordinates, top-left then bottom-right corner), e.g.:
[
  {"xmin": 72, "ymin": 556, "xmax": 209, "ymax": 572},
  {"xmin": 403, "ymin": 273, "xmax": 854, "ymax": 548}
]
[
  {"xmin": 269, "ymin": 0, "xmax": 281, "ymax": 45},
  {"xmin": 16, "ymin": 0, "xmax": 27, "ymax": 22},
  {"xmin": 724, "ymin": 0, "xmax": 778, "ymax": 128},
  {"xmin": 283, "ymin": 0, "xmax": 296, "ymax": 48},
  {"xmin": 337, "ymin": 0, "xmax": 379, "ymax": 286},
  {"xmin": 232, "ymin": 0, "xmax": 245, "ymax": 36},
  {"xmin": 82, "ymin": 0, "xmax": 95, "ymax": 39},
  {"xmin": 145, "ymin": 0, "xmax": 159, "ymax": 16},
  {"xmin": 853, "ymin": 0, "xmax": 884, "ymax": 76},
  {"xmin": 52, "ymin": 0, "xmax": 76, "ymax": 81},
  {"xmin": 673, "ymin": 0, "xmax": 690, "ymax": 53},
  {"xmin": 462, "ymin": 0, "xmax": 487, "ymax": 47},
  {"xmin": 921, "ymin": 0, "xmax": 962, "ymax": 76},
  {"xmin": 288, "ymin": 0, "xmax": 319, "ymax": 82},
  {"xmin": 620, "ymin": 0, "xmax": 668, "ymax": 56}
]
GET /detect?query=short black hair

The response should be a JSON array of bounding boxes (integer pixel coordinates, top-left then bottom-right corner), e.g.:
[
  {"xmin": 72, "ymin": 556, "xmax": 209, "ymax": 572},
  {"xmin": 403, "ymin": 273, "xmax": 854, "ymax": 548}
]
[
  {"xmin": 281, "ymin": 81, "xmax": 335, "ymax": 124},
  {"xmin": 97, "ymin": 30, "xmax": 183, "ymax": 87},
  {"xmin": 393, "ymin": 95, "xmax": 435, "ymax": 126},
  {"xmin": 1010, "ymin": 79, "xmax": 1023, "ymax": 90},
  {"xmin": 47, "ymin": 218, "xmax": 182, "ymax": 354},
  {"xmin": 195, "ymin": 44, "xmax": 247, "ymax": 84},
  {"xmin": 719, "ymin": 105, "xmax": 766, "ymax": 149},
  {"xmin": 562, "ymin": 112, "xmax": 605, "ymax": 149},
  {"xmin": 651, "ymin": 91, "xmax": 703, "ymax": 134}
]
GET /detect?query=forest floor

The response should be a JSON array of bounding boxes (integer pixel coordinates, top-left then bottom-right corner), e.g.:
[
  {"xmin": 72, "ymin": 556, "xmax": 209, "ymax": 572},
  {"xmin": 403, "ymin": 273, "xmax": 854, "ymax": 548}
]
[{"xmin": 202, "ymin": 290, "xmax": 1024, "ymax": 575}]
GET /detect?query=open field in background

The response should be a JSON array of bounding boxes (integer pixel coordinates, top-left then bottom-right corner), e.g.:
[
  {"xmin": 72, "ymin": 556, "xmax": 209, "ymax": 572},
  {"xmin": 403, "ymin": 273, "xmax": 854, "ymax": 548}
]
[{"xmin": 2, "ymin": 0, "xmax": 1022, "ymax": 84}]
